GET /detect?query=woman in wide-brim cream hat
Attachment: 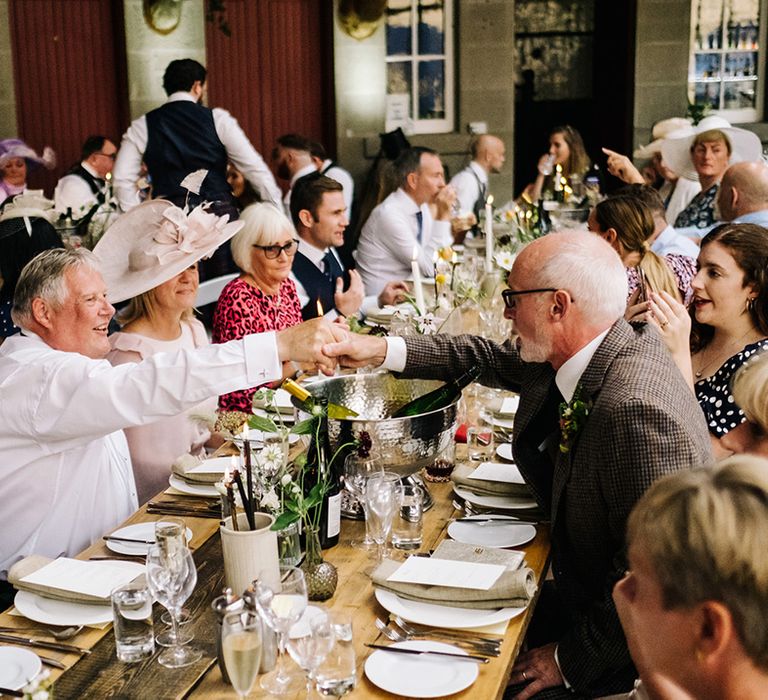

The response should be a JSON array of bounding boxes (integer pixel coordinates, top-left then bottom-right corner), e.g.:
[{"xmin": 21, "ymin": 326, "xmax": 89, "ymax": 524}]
[
  {"xmin": 93, "ymin": 199, "xmax": 242, "ymax": 504},
  {"xmin": 661, "ymin": 116, "xmax": 762, "ymax": 230}
]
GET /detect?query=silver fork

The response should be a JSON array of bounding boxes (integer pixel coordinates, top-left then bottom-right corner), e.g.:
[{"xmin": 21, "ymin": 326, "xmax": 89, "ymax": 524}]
[
  {"xmin": 391, "ymin": 615, "xmax": 503, "ymax": 649},
  {"xmin": 377, "ymin": 618, "xmax": 500, "ymax": 656},
  {"xmin": 0, "ymin": 624, "xmax": 83, "ymax": 640}
]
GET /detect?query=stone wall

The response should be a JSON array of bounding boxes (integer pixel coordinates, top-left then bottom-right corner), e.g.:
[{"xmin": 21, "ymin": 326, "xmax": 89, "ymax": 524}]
[{"xmin": 0, "ymin": 0, "xmax": 17, "ymax": 137}]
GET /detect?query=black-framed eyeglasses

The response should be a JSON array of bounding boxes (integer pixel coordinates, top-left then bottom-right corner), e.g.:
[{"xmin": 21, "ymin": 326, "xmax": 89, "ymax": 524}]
[
  {"xmin": 253, "ymin": 239, "xmax": 300, "ymax": 259},
  {"xmin": 94, "ymin": 152, "xmax": 117, "ymax": 160},
  {"xmin": 501, "ymin": 287, "xmax": 560, "ymax": 309}
]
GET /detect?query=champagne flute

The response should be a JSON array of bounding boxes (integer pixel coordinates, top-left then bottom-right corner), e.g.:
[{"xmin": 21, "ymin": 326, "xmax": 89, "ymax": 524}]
[
  {"xmin": 222, "ymin": 611, "xmax": 263, "ymax": 699},
  {"xmin": 287, "ymin": 608, "xmax": 335, "ymax": 699},
  {"xmin": 365, "ymin": 472, "xmax": 399, "ymax": 565},
  {"xmin": 145, "ymin": 545, "xmax": 202, "ymax": 668},
  {"xmin": 255, "ymin": 566, "xmax": 308, "ymax": 696},
  {"xmin": 342, "ymin": 453, "xmax": 380, "ymax": 550},
  {"xmin": 155, "ymin": 518, "xmax": 193, "ymax": 645}
]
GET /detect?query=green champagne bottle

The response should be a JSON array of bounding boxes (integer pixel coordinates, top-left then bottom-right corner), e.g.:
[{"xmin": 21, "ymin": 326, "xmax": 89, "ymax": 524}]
[
  {"xmin": 391, "ymin": 366, "xmax": 482, "ymax": 418},
  {"xmin": 281, "ymin": 378, "xmax": 358, "ymax": 419}
]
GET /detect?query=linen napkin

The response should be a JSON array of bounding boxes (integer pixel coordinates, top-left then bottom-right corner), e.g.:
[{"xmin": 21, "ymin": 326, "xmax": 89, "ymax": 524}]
[
  {"xmin": 8, "ymin": 555, "xmax": 145, "ymax": 605},
  {"xmin": 171, "ymin": 453, "xmax": 223, "ymax": 484},
  {"xmin": 371, "ymin": 540, "xmax": 536, "ymax": 609},
  {"xmin": 451, "ymin": 463, "xmax": 532, "ymax": 497}
]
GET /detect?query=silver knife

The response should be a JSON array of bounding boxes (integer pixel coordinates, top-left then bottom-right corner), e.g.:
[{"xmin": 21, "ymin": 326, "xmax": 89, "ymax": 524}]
[
  {"xmin": 365, "ymin": 643, "xmax": 489, "ymax": 663},
  {"xmin": 0, "ymin": 633, "xmax": 91, "ymax": 655},
  {"xmin": 38, "ymin": 654, "xmax": 67, "ymax": 669}
]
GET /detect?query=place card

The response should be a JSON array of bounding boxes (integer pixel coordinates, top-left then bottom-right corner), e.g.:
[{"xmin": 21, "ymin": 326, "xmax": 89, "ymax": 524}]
[
  {"xmin": 386, "ymin": 556, "xmax": 505, "ymax": 591},
  {"xmin": 499, "ymin": 396, "xmax": 520, "ymax": 415},
  {"xmin": 468, "ymin": 462, "xmax": 525, "ymax": 484},
  {"xmin": 20, "ymin": 558, "xmax": 138, "ymax": 599}
]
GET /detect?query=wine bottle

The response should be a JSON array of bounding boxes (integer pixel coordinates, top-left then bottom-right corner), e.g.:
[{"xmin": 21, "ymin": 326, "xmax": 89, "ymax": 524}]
[
  {"xmin": 281, "ymin": 378, "xmax": 358, "ymax": 419},
  {"xmin": 537, "ymin": 199, "xmax": 551, "ymax": 235},
  {"xmin": 391, "ymin": 365, "xmax": 482, "ymax": 418},
  {"xmin": 304, "ymin": 397, "xmax": 341, "ymax": 549}
]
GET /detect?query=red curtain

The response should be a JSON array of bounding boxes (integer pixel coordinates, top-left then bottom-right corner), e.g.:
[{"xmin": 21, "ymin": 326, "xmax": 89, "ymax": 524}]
[
  {"xmin": 205, "ymin": 0, "xmax": 336, "ymax": 187},
  {"xmin": 7, "ymin": 0, "xmax": 129, "ymax": 196}
]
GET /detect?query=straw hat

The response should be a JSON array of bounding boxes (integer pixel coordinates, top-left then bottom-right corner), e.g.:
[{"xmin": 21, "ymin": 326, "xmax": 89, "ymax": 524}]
[
  {"xmin": 94, "ymin": 199, "xmax": 243, "ymax": 303},
  {"xmin": 660, "ymin": 116, "xmax": 762, "ymax": 181},
  {"xmin": 633, "ymin": 117, "xmax": 692, "ymax": 159},
  {"xmin": 0, "ymin": 139, "xmax": 56, "ymax": 171}
]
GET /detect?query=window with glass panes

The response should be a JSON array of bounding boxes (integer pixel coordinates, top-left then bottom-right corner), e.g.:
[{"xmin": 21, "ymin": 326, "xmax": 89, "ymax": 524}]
[{"xmin": 385, "ymin": 0, "xmax": 454, "ymax": 134}]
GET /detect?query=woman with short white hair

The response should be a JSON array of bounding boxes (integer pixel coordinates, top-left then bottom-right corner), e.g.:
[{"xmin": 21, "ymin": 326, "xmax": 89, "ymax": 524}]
[{"xmin": 213, "ymin": 202, "xmax": 303, "ymax": 411}]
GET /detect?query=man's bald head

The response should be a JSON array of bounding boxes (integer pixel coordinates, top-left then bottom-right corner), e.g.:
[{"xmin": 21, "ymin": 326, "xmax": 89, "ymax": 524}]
[
  {"xmin": 718, "ymin": 161, "xmax": 768, "ymax": 221},
  {"xmin": 471, "ymin": 135, "xmax": 506, "ymax": 174}
]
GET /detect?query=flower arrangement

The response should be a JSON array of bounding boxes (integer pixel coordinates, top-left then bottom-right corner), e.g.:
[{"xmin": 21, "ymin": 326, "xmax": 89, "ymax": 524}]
[
  {"xmin": 558, "ymin": 384, "xmax": 592, "ymax": 453},
  {"xmin": 23, "ymin": 670, "xmax": 53, "ymax": 699}
]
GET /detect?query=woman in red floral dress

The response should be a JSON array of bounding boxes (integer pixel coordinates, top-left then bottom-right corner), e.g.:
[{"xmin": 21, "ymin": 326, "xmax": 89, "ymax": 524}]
[{"xmin": 213, "ymin": 203, "xmax": 303, "ymax": 411}]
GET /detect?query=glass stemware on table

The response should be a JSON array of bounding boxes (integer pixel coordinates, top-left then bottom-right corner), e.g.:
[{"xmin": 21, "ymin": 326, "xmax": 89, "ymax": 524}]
[
  {"xmin": 155, "ymin": 518, "xmax": 193, "ymax": 646},
  {"xmin": 145, "ymin": 544, "xmax": 202, "ymax": 668},
  {"xmin": 287, "ymin": 607, "xmax": 335, "ymax": 699},
  {"xmin": 342, "ymin": 453, "xmax": 384, "ymax": 551},
  {"xmin": 255, "ymin": 566, "xmax": 309, "ymax": 696},
  {"xmin": 364, "ymin": 471, "xmax": 400, "ymax": 566},
  {"xmin": 222, "ymin": 611, "xmax": 264, "ymax": 699}
]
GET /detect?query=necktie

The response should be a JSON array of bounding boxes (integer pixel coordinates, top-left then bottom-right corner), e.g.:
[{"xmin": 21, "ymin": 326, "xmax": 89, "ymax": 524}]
[
  {"xmin": 322, "ymin": 250, "xmax": 341, "ymax": 283},
  {"xmin": 415, "ymin": 210, "xmax": 423, "ymax": 243}
]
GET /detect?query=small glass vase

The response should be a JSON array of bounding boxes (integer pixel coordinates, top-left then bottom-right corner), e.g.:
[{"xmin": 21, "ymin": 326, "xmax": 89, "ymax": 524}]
[
  {"xmin": 277, "ymin": 520, "xmax": 301, "ymax": 567},
  {"xmin": 301, "ymin": 526, "xmax": 338, "ymax": 602}
]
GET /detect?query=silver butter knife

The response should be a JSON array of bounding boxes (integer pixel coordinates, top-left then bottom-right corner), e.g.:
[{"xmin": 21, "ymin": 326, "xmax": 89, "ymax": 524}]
[
  {"xmin": 0, "ymin": 633, "xmax": 91, "ymax": 655},
  {"xmin": 365, "ymin": 643, "xmax": 489, "ymax": 663}
]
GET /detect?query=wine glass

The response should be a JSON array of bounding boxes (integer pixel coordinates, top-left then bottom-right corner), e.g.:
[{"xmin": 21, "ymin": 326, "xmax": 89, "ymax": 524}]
[
  {"xmin": 342, "ymin": 453, "xmax": 380, "ymax": 550},
  {"xmin": 287, "ymin": 608, "xmax": 335, "ymax": 699},
  {"xmin": 145, "ymin": 545, "xmax": 202, "ymax": 668},
  {"xmin": 365, "ymin": 472, "xmax": 399, "ymax": 565},
  {"xmin": 155, "ymin": 518, "xmax": 193, "ymax": 646},
  {"xmin": 255, "ymin": 566, "xmax": 308, "ymax": 696},
  {"xmin": 222, "ymin": 611, "xmax": 263, "ymax": 699}
]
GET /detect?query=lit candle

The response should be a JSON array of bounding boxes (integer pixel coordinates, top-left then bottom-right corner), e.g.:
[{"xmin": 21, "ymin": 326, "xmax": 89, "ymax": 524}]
[
  {"xmin": 316, "ymin": 299, "xmax": 324, "ymax": 318},
  {"xmin": 411, "ymin": 245, "xmax": 426, "ymax": 315},
  {"xmin": 485, "ymin": 195, "xmax": 494, "ymax": 272}
]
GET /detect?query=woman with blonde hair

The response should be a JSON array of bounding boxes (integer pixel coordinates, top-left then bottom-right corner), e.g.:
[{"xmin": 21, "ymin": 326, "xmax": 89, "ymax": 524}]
[
  {"xmin": 614, "ymin": 454, "xmax": 768, "ymax": 700},
  {"xmin": 213, "ymin": 202, "xmax": 303, "ymax": 411},
  {"xmin": 588, "ymin": 195, "xmax": 695, "ymax": 305},
  {"xmin": 721, "ymin": 352, "xmax": 768, "ymax": 457}
]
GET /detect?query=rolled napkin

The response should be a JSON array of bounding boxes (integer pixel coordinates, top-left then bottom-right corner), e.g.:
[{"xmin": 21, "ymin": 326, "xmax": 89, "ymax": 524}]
[
  {"xmin": 451, "ymin": 463, "xmax": 532, "ymax": 497},
  {"xmin": 8, "ymin": 555, "xmax": 145, "ymax": 605},
  {"xmin": 371, "ymin": 540, "xmax": 536, "ymax": 610},
  {"xmin": 171, "ymin": 453, "xmax": 222, "ymax": 484}
]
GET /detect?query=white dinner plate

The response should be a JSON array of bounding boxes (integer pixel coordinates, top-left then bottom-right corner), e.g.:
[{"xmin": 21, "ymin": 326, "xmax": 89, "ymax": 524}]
[
  {"xmin": 496, "ymin": 443, "xmax": 514, "ymax": 463},
  {"xmin": 288, "ymin": 604, "xmax": 325, "ymax": 639},
  {"xmin": 106, "ymin": 521, "xmax": 193, "ymax": 556},
  {"xmin": 253, "ymin": 388, "xmax": 294, "ymax": 415},
  {"xmin": 0, "ymin": 647, "xmax": 42, "ymax": 690},
  {"xmin": 229, "ymin": 429, "xmax": 300, "ymax": 445},
  {"xmin": 14, "ymin": 561, "xmax": 144, "ymax": 626},
  {"xmin": 453, "ymin": 485, "xmax": 537, "ymax": 511},
  {"xmin": 168, "ymin": 474, "xmax": 219, "ymax": 497},
  {"xmin": 374, "ymin": 588, "xmax": 525, "ymax": 630},
  {"xmin": 253, "ymin": 407, "xmax": 295, "ymax": 424},
  {"xmin": 448, "ymin": 515, "xmax": 536, "ymax": 549},
  {"xmin": 365, "ymin": 640, "xmax": 479, "ymax": 698}
]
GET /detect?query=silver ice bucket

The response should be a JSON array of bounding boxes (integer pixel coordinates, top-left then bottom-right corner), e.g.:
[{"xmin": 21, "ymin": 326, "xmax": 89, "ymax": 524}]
[{"xmin": 301, "ymin": 371, "xmax": 458, "ymax": 477}]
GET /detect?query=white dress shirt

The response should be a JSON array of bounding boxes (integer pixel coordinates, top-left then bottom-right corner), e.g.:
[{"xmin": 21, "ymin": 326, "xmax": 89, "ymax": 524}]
[
  {"xmin": 321, "ymin": 160, "xmax": 354, "ymax": 212},
  {"xmin": 53, "ymin": 162, "xmax": 104, "ymax": 217},
  {"xmin": 651, "ymin": 224, "xmax": 699, "ymax": 258},
  {"xmin": 0, "ymin": 330, "xmax": 281, "ymax": 579},
  {"xmin": 450, "ymin": 161, "xmax": 488, "ymax": 214},
  {"xmin": 112, "ymin": 92, "xmax": 282, "ymax": 211},
  {"xmin": 284, "ymin": 163, "xmax": 319, "ymax": 214},
  {"xmin": 354, "ymin": 188, "xmax": 452, "ymax": 296}
]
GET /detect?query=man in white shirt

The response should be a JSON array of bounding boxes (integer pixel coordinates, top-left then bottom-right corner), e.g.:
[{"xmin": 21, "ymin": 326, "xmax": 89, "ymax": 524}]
[
  {"xmin": 273, "ymin": 133, "xmax": 321, "ymax": 214},
  {"xmin": 112, "ymin": 58, "xmax": 281, "ymax": 213},
  {"xmin": 354, "ymin": 147, "xmax": 456, "ymax": 297},
  {"xmin": 54, "ymin": 135, "xmax": 117, "ymax": 219},
  {"xmin": 289, "ymin": 174, "xmax": 407, "ymax": 320},
  {"xmin": 325, "ymin": 232, "xmax": 712, "ymax": 699},
  {"xmin": 0, "ymin": 248, "xmax": 343, "ymax": 596},
  {"xmin": 450, "ymin": 134, "xmax": 506, "ymax": 216},
  {"xmin": 308, "ymin": 139, "xmax": 355, "ymax": 212}
]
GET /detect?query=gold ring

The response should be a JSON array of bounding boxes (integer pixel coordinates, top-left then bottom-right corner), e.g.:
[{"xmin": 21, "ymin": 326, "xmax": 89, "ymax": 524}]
[
  {"xmin": 522, "ymin": 671, "xmax": 528, "ymax": 681},
  {"xmin": 660, "ymin": 320, "xmax": 669, "ymax": 329}
]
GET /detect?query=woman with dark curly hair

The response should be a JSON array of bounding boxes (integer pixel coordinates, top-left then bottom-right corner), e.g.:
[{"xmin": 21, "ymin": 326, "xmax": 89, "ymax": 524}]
[
  {"xmin": 522, "ymin": 124, "xmax": 591, "ymax": 202},
  {"xmin": 644, "ymin": 223, "xmax": 768, "ymax": 452}
]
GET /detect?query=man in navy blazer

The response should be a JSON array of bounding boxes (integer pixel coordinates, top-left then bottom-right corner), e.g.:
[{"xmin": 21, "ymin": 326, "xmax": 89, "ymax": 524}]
[{"xmin": 324, "ymin": 232, "xmax": 713, "ymax": 699}]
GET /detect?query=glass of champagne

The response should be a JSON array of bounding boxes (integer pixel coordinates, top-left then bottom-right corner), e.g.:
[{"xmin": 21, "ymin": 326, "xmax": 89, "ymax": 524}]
[
  {"xmin": 255, "ymin": 566, "xmax": 308, "ymax": 696},
  {"xmin": 222, "ymin": 611, "xmax": 264, "ymax": 699},
  {"xmin": 365, "ymin": 472, "xmax": 399, "ymax": 565},
  {"xmin": 287, "ymin": 608, "xmax": 335, "ymax": 699},
  {"xmin": 155, "ymin": 518, "xmax": 193, "ymax": 645},
  {"xmin": 145, "ymin": 545, "xmax": 202, "ymax": 668}
]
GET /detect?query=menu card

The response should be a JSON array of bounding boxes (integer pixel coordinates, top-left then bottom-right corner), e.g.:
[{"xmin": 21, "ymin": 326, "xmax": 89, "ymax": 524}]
[
  {"xmin": 499, "ymin": 396, "xmax": 520, "ymax": 415},
  {"xmin": 386, "ymin": 557, "xmax": 505, "ymax": 591},
  {"xmin": 467, "ymin": 462, "xmax": 526, "ymax": 484}
]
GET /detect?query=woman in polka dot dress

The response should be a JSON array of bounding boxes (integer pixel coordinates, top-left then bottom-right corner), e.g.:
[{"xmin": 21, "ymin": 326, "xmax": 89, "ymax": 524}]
[{"xmin": 640, "ymin": 223, "xmax": 768, "ymax": 456}]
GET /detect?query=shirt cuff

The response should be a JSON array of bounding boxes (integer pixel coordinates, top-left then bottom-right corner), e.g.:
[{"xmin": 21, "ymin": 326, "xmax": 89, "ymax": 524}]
[
  {"xmin": 553, "ymin": 645, "xmax": 572, "ymax": 690},
  {"xmin": 382, "ymin": 337, "xmax": 407, "ymax": 372},
  {"xmin": 243, "ymin": 332, "xmax": 282, "ymax": 385},
  {"xmin": 432, "ymin": 220, "xmax": 453, "ymax": 247}
]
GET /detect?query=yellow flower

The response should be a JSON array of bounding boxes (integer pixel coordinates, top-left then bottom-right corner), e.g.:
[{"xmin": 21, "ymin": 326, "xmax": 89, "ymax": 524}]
[
  {"xmin": 439, "ymin": 246, "xmax": 454, "ymax": 261},
  {"xmin": 435, "ymin": 272, "xmax": 446, "ymax": 285}
]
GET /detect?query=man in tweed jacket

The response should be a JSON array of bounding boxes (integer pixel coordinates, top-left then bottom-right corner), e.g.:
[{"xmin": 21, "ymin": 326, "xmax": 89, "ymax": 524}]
[{"xmin": 325, "ymin": 232, "xmax": 713, "ymax": 699}]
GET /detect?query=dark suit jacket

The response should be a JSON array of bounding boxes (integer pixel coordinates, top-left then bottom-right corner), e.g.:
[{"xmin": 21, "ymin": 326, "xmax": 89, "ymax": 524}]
[{"xmin": 401, "ymin": 320, "xmax": 713, "ymax": 696}]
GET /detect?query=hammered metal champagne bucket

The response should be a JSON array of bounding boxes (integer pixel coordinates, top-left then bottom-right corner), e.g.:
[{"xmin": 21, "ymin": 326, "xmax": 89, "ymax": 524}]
[{"xmin": 301, "ymin": 371, "xmax": 458, "ymax": 477}]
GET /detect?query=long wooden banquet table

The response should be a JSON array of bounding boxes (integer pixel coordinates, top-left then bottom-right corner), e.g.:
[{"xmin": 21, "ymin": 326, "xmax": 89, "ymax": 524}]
[{"xmin": 0, "ymin": 470, "xmax": 550, "ymax": 699}]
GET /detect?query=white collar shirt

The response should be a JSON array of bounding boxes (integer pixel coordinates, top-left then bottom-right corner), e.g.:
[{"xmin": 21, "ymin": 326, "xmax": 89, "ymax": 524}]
[
  {"xmin": 53, "ymin": 161, "xmax": 106, "ymax": 217},
  {"xmin": 0, "ymin": 330, "xmax": 281, "ymax": 579},
  {"xmin": 354, "ymin": 188, "xmax": 452, "ymax": 296},
  {"xmin": 449, "ymin": 161, "xmax": 488, "ymax": 214},
  {"xmin": 651, "ymin": 224, "xmax": 699, "ymax": 258},
  {"xmin": 555, "ymin": 329, "xmax": 610, "ymax": 402}
]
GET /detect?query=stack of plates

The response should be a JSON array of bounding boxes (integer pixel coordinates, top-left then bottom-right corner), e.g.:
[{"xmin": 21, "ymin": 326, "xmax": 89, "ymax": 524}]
[{"xmin": 448, "ymin": 515, "xmax": 536, "ymax": 549}]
